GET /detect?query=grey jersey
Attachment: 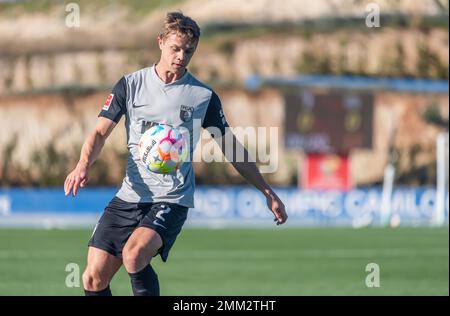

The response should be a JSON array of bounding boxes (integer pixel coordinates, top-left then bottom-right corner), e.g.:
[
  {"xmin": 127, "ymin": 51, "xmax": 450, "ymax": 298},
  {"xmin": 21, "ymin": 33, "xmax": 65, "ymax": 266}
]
[{"xmin": 98, "ymin": 65, "xmax": 228, "ymax": 208}]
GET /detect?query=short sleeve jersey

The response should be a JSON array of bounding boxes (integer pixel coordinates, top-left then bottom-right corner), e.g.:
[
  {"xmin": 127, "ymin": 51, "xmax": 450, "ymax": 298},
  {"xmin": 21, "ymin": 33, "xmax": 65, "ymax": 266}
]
[{"xmin": 98, "ymin": 65, "xmax": 229, "ymax": 208}]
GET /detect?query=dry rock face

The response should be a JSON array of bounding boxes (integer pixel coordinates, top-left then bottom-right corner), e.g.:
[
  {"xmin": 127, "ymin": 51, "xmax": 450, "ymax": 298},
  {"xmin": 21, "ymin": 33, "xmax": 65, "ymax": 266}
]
[
  {"xmin": 0, "ymin": 0, "xmax": 448, "ymax": 94},
  {"xmin": 0, "ymin": 28, "xmax": 448, "ymax": 95},
  {"xmin": 0, "ymin": 88, "xmax": 447, "ymax": 186}
]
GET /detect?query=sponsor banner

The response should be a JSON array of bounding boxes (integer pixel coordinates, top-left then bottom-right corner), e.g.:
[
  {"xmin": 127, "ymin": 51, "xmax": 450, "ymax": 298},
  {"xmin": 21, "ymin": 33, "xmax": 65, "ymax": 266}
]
[
  {"xmin": 0, "ymin": 187, "xmax": 448, "ymax": 227},
  {"xmin": 302, "ymin": 154, "xmax": 352, "ymax": 190}
]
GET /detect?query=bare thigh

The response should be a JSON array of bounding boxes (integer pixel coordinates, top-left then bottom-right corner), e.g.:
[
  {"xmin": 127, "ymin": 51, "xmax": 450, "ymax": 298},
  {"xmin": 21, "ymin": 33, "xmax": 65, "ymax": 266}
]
[{"xmin": 122, "ymin": 227, "xmax": 163, "ymax": 273}]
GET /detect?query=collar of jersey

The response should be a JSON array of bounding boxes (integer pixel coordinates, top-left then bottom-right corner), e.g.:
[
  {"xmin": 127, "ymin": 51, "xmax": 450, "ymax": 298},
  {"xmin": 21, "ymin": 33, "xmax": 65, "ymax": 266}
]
[{"xmin": 150, "ymin": 64, "xmax": 190, "ymax": 87}]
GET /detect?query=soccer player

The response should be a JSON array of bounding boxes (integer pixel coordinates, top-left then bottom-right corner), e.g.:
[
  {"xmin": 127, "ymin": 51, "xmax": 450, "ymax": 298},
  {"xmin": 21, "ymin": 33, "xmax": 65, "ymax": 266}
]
[{"xmin": 64, "ymin": 12, "xmax": 288, "ymax": 296}]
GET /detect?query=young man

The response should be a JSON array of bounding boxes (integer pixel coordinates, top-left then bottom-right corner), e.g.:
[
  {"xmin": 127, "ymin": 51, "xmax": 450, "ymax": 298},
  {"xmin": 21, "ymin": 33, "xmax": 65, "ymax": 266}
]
[{"xmin": 64, "ymin": 12, "xmax": 287, "ymax": 296}]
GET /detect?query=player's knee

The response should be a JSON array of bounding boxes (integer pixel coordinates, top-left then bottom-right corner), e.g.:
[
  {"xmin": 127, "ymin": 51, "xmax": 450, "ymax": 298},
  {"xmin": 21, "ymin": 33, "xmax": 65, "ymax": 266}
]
[
  {"xmin": 122, "ymin": 246, "xmax": 140, "ymax": 272},
  {"xmin": 82, "ymin": 269, "xmax": 108, "ymax": 291},
  {"xmin": 122, "ymin": 245, "xmax": 148, "ymax": 273}
]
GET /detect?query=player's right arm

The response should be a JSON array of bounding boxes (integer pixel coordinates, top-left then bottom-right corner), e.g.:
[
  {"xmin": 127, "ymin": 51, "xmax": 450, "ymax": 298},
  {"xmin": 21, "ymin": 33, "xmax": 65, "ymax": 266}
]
[
  {"xmin": 64, "ymin": 117, "xmax": 116, "ymax": 197},
  {"xmin": 64, "ymin": 77, "xmax": 127, "ymax": 197}
]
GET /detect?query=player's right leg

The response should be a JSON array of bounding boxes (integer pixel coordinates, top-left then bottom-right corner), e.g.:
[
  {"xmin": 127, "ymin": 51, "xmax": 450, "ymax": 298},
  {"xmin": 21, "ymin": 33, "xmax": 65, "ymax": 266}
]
[
  {"xmin": 82, "ymin": 247, "xmax": 122, "ymax": 296},
  {"xmin": 84, "ymin": 196, "xmax": 142, "ymax": 296}
]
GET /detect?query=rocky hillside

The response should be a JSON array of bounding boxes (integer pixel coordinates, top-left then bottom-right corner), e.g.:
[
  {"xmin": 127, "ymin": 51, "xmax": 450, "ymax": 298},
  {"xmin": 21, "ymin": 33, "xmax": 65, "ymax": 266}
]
[
  {"xmin": 0, "ymin": 85, "xmax": 448, "ymax": 187},
  {"xmin": 0, "ymin": 0, "xmax": 448, "ymax": 95}
]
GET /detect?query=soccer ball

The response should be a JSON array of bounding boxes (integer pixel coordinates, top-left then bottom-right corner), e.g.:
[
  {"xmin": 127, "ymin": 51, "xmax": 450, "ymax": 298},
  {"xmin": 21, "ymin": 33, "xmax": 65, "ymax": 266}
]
[{"xmin": 138, "ymin": 124, "xmax": 187, "ymax": 174}]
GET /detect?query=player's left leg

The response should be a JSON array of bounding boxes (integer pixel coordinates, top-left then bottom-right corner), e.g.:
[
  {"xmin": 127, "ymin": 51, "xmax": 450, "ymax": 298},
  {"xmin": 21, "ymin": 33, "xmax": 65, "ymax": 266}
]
[
  {"xmin": 122, "ymin": 202, "xmax": 189, "ymax": 296},
  {"xmin": 122, "ymin": 227, "xmax": 162, "ymax": 296}
]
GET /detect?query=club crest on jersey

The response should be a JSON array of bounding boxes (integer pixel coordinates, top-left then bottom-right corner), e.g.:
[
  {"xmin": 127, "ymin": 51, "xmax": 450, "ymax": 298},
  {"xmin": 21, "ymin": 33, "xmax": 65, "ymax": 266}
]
[
  {"xmin": 179, "ymin": 105, "xmax": 194, "ymax": 122},
  {"xmin": 102, "ymin": 94, "xmax": 114, "ymax": 111}
]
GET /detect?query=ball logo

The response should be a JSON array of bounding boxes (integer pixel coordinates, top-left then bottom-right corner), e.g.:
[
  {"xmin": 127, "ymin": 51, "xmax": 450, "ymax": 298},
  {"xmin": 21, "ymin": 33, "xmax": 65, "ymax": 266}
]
[
  {"xmin": 141, "ymin": 139, "xmax": 157, "ymax": 164},
  {"xmin": 179, "ymin": 105, "xmax": 194, "ymax": 122}
]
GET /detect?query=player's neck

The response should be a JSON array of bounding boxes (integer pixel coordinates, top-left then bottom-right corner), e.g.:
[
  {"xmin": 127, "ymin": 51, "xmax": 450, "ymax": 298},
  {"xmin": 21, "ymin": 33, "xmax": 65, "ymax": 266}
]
[{"xmin": 154, "ymin": 62, "xmax": 186, "ymax": 84}]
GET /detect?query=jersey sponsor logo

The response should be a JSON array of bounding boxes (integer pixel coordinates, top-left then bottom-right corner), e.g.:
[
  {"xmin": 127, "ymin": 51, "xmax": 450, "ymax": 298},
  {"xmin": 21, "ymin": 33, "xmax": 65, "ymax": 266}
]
[
  {"xmin": 102, "ymin": 94, "xmax": 114, "ymax": 111},
  {"xmin": 141, "ymin": 120, "xmax": 158, "ymax": 134},
  {"xmin": 180, "ymin": 105, "xmax": 194, "ymax": 122}
]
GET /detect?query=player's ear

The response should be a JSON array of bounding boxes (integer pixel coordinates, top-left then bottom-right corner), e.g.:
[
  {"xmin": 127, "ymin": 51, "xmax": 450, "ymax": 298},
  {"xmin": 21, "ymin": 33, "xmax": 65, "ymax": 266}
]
[
  {"xmin": 189, "ymin": 39, "xmax": 199, "ymax": 52},
  {"xmin": 157, "ymin": 35, "xmax": 164, "ymax": 50}
]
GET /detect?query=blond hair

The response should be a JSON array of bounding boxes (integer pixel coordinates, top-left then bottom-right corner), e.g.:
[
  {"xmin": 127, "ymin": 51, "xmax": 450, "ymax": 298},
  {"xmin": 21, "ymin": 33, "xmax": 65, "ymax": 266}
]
[{"xmin": 158, "ymin": 12, "xmax": 200, "ymax": 42}]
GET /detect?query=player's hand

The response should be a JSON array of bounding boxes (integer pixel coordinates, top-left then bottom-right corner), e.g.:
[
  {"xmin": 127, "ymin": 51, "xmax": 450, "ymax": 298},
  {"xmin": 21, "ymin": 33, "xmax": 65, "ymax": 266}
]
[
  {"xmin": 64, "ymin": 161, "xmax": 89, "ymax": 197},
  {"xmin": 265, "ymin": 190, "xmax": 288, "ymax": 225}
]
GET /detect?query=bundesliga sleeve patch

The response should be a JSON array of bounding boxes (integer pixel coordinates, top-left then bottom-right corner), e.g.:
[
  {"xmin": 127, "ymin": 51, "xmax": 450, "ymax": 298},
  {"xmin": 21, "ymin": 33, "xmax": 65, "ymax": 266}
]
[{"xmin": 102, "ymin": 94, "xmax": 114, "ymax": 111}]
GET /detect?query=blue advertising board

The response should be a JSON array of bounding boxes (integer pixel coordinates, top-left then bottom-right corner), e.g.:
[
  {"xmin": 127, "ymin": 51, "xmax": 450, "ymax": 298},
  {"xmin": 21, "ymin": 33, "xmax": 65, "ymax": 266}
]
[{"xmin": 0, "ymin": 186, "xmax": 447, "ymax": 228}]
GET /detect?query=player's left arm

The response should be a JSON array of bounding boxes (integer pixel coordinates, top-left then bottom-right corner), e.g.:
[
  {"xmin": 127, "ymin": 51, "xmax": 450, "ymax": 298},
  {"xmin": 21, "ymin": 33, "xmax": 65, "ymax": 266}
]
[
  {"xmin": 226, "ymin": 133, "xmax": 288, "ymax": 225},
  {"xmin": 203, "ymin": 92, "xmax": 288, "ymax": 225}
]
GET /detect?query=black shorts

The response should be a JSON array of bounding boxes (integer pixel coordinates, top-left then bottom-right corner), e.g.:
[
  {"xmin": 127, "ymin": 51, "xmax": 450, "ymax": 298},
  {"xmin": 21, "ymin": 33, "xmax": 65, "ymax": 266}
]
[{"xmin": 88, "ymin": 196, "xmax": 188, "ymax": 262}]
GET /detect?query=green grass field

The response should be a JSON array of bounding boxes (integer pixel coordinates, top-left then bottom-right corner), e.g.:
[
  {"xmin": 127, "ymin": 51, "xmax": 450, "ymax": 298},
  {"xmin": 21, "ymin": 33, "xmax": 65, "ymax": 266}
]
[{"xmin": 0, "ymin": 227, "xmax": 448, "ymax": 296}]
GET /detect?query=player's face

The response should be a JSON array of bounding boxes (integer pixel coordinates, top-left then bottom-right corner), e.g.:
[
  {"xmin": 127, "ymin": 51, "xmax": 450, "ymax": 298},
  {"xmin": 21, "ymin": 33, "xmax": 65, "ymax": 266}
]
[{"xmin": 158, "ymin": 32, "xmax": 198, "ymax": 75}]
